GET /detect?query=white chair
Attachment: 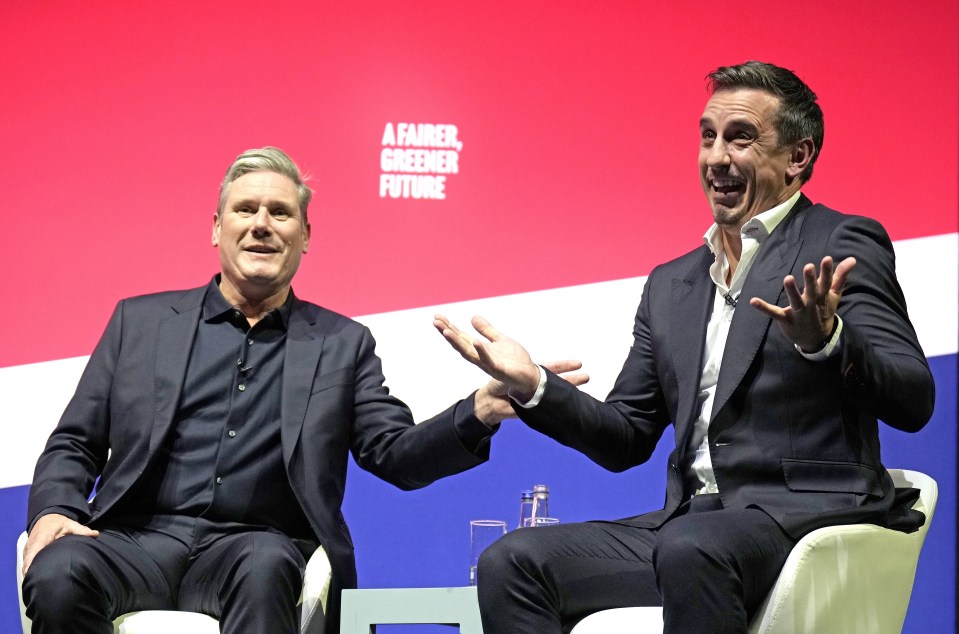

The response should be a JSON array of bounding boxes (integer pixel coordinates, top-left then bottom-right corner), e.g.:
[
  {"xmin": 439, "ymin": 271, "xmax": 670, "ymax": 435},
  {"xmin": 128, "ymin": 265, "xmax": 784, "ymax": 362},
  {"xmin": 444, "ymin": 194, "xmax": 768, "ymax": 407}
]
[
  {"xmin": 571, "ymin": 468, "xmax": 938, "ymax": 634},
  {"xmin": 16, "ymin": 530, "xmax": 333, "ymax": 634}
]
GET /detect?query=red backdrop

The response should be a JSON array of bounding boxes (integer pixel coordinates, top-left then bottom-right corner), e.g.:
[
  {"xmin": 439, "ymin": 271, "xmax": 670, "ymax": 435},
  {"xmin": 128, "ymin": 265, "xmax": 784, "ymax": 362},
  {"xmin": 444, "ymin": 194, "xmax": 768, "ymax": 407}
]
[{"xmin": 2, "ymin": 1, "xmax": 956, "ymax": 368}]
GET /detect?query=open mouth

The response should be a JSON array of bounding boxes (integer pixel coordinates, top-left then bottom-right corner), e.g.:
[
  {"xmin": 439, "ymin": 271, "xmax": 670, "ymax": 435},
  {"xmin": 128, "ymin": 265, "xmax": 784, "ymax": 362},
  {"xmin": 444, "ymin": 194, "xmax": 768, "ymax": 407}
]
[
  {"xmin": 711, "ymin": 178, "xmax": 743, "ymax": 195},
  {"xmin": 244, "ymin": 244, "xmax": 280, "ymax": 254},
  {"xmin": 710, "ymin": 178, "xmax": 744, "ymax": 206}
]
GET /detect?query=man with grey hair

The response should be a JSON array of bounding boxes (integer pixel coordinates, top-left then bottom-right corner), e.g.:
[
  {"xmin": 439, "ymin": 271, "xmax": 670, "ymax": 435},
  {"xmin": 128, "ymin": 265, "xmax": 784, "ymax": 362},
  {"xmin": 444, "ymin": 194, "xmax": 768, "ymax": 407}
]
[
  {"xmin": 20, "ymin": 147, "xmax": 581, "ymax": 633},
  {"xmin": 436, "ymin": 61, "xmax": 933, "ymax": 632}
]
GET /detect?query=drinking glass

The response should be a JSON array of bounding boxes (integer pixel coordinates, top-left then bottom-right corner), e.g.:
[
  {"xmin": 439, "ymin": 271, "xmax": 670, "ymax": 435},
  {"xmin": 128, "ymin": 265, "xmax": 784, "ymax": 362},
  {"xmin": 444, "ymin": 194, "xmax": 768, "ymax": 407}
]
[{"xmin": 469, "ymin": 519, "xmax": 507, "ymax": 586}]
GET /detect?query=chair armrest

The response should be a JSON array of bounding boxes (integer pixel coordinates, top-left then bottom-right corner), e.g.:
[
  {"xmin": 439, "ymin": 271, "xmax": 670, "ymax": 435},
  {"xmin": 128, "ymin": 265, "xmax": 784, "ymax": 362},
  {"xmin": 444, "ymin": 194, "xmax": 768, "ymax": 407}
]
[
  {"xmin": 16, "ymin": 531, "xmax": 30, "ymax": 634},
  {"xmin": 299, "ymin": 545, "xmax": 332, "ymax": 634}
]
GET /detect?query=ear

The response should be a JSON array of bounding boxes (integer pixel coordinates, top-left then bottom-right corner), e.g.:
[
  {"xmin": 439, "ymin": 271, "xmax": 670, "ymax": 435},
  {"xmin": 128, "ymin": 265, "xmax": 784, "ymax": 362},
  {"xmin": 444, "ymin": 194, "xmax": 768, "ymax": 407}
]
[
  {"xmin": 211, "ymin": 212, "xmax": 221, "ymax": 247},
  {"xmin": 786, "ymin": 137, "xmax": 815, "ymax": 180},
  {"xmin": 301, "ymin": 221, "xmax": 311, "ymax": 254}
]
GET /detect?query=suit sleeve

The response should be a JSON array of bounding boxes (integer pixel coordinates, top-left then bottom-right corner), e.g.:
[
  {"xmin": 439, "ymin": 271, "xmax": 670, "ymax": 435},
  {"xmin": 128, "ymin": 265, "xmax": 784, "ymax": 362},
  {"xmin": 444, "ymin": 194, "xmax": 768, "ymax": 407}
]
[
  {"xmin": 26, "ymin": 302, "xmax": 123, "ymax": 530},
  {"xmin": 831, "ymin": 216, "xmax": 934, "ymax": 431},
  {"xmin": 348, "ymin": 326, "xmax": 493, "ymax": 490},
  {"xmin": 515, "ymin": 276, "xmax": 673, "ymax": 472}
]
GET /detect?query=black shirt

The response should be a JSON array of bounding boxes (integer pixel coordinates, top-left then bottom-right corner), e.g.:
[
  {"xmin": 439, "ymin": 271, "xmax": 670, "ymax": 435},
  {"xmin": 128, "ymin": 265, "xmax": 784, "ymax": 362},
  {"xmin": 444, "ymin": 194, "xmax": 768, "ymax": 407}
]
[{"xmin": 120, "ymin": 277, "xmax": 314, "ymax": 540}]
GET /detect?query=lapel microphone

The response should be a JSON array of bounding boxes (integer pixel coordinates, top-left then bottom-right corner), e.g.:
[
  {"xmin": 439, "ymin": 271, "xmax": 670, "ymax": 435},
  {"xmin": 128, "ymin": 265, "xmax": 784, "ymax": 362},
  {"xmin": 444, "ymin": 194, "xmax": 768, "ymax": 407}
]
[{"xmin": 723, "ymin": 292, "xmax": 739, "ymax": 308}]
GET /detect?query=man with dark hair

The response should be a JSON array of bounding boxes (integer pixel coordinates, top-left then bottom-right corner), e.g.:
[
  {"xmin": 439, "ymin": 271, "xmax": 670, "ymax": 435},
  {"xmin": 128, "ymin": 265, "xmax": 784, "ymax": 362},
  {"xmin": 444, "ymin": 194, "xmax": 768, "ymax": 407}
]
[
  {"xmin": 708, "ymin": 60, "xmax": 824, "ymax": 182},
  {"xmin": 20, "ymin": 146, "xmax": 584, "ymax": 634},
  {"xmin": 436, "ymin": 61, "xmax": 933, "ymax": 632}
]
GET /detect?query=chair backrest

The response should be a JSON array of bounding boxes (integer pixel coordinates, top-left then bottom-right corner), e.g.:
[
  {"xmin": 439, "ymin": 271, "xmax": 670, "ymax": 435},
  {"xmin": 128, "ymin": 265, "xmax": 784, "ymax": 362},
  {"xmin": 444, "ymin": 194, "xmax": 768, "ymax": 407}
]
[
  {"xmin": 748, "ymin": 468, "xmax": 938, "ymax": 634},
  {"xmin": 889, "ymin": 468, "xmax": 938, "ymax": 540}
]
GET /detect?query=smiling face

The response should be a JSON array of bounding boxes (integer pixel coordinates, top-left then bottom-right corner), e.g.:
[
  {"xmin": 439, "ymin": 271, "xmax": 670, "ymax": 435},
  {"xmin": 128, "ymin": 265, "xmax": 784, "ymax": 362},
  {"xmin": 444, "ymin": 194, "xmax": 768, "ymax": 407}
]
[
  {"xmin": 212, "ymin": 170, "xmax": 311, "ymax": 306},
  {"xmin": 699, "ymin": 88, "xmax": 806, "ymax": 229}
]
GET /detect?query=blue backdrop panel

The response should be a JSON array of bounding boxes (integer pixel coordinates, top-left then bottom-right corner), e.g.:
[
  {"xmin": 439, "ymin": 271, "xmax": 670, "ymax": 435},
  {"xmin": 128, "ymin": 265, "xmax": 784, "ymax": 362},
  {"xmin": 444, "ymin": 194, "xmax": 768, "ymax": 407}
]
[
  {"xmin": 0, "ymin": 486, "xmax": 29, "ymax": 633},
  {"xmin": 0, "ymin": 354, "xmax": 953, "ymax": 633}
]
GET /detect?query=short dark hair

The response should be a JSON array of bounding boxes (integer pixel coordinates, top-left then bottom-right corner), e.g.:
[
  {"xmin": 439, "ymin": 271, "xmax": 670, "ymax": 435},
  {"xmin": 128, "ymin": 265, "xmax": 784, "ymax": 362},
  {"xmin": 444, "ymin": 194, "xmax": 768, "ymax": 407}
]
[
  {"xmin": 218, "ymin": 147, "xmax": 313, "ymax": 223},
  {"xmin": 707, "ymin": 61, "xmax": 823, "ymax": 183}
]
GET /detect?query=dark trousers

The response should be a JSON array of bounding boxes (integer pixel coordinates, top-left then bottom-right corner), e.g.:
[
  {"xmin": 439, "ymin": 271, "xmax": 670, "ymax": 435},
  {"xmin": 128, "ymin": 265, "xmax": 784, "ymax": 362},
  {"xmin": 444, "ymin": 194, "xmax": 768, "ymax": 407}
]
[
  {"xmin": 22, "ymin": 515, "xmax": 313, "ymax": 634},
  {"xmin": 477, "ymin": 495, "xmax": 797, "ymax": 633}
]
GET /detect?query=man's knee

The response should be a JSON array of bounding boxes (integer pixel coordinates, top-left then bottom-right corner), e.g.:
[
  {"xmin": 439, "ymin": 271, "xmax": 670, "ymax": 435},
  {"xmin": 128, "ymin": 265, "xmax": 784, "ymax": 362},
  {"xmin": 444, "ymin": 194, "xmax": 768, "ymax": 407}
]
[
  {"xmin": 477, "ymin": 526, "xmax": 543, "ymax": 582},
  {"xmin": 23, "ymin": 537, "xmax": 100, "ymax": 621},
  {"xmin": 652, "ymin": 521, "xmax": 721, "ymax": 576}
]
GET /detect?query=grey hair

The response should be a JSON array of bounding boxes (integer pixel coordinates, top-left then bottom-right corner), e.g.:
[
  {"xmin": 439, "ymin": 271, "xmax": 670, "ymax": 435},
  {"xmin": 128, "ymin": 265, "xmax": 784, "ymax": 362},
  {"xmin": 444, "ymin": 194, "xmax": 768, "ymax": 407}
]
[{"xmin": 217, "ymin": 147, "xmax": 313, "ymax": 223}]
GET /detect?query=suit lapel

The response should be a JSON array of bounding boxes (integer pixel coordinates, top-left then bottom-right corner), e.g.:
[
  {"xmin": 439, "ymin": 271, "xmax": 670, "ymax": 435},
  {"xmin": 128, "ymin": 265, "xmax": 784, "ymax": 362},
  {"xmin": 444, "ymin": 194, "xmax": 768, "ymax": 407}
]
[
  {"xmin": 710, "ymin": 197, "xmax": 810, "ymax": 422},
  {"xmin": 670, "ymin": 248, "xmax": 715, "ymax": 445},
  {"xmin": 150, "ymin": 288, "xmax": 205, "ymax": 455},
  {"xmin": 281, "ymin": 300, "xmax": 324, "ymax": 467}
]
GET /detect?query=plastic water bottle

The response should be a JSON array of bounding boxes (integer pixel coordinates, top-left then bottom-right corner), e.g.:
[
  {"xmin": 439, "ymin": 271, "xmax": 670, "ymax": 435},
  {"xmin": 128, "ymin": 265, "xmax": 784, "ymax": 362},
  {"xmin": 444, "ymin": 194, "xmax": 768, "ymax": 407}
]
[
  {"xmin": 531, "ymin": 484, "xmax": 550, "ymax": 521},
  {"xmin": 518, "ymin": 490, "xmax": 534, "ymax": 529}
]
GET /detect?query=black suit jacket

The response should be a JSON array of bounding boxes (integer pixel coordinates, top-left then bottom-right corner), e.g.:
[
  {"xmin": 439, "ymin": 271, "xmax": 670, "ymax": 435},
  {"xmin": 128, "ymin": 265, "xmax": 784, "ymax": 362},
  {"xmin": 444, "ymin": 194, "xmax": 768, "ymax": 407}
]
[
  {"xmin": 27, "ymin": 283, "xmax": 492, "ymax": 632},
  {"xmin": 516, "ymin": 196, "xmax": 934, "ymax": 538}
]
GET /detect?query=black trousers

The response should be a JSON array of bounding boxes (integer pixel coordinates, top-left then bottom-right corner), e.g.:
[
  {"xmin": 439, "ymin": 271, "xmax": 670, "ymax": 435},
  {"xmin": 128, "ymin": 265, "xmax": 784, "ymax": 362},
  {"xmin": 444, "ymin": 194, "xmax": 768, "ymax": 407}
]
[
  {"xmin": 22, "ymin": 515, "xmax": 315, "ymax": 634},
  {"xmin": 476, "ymin": 494, "xmax": 797, "ymax": 634}
]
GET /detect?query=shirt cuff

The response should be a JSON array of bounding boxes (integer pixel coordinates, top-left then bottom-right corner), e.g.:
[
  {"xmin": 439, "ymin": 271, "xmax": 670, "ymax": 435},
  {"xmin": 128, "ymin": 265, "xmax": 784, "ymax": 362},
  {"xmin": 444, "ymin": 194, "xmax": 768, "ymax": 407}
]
[
  {"xmin": 795, "ymin": 316, "xmax": 844, "ymax": 361},
  {"xmin": 511, "ymin": 365, "xmax": 547, "ymax": 409}
]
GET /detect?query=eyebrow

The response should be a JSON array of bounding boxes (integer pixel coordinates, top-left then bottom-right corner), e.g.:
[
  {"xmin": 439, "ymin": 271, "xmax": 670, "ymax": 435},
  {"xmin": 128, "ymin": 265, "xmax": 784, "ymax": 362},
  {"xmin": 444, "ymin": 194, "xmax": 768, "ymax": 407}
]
[
  {"xmin": 699, "ymin": 117, "xmax": 760, "ymax": 135},
  {"xmin": 231, "ymin": 198, "xmax": 296, "ymax": 211},
  {"xmin": 728, "ymin": 121, "xmax": 760, "ymax": 137}
]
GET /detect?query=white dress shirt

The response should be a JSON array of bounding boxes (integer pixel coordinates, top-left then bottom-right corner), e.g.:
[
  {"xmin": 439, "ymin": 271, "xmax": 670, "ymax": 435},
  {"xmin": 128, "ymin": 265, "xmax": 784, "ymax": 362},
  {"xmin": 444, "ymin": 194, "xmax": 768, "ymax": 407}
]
[{"xmin": 688, "ymin": 191, "xmax": 842, "ymax": 495}]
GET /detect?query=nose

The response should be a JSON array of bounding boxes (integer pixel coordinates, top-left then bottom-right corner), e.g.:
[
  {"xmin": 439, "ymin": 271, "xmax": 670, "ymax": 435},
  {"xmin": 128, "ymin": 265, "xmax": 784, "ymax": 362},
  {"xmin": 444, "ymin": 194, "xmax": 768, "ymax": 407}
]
[
  {"xmin": 705, "ymin": 138, "xmax": 730, "ymax": 169},
  {"xmin": 251, "ymin": 205, "xmax": 272, "ymax": 236}
]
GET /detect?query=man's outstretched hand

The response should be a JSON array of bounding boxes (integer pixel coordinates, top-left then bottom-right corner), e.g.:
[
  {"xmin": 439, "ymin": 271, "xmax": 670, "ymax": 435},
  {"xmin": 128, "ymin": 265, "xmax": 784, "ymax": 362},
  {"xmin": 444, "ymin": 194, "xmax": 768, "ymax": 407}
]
[
  {"xmin": 750, "ymin": 256, "xmax": 855, "ymax": 352},
  {"xmin": 434, "ymin": 315, "xmax": 588, "ymax": 405}
]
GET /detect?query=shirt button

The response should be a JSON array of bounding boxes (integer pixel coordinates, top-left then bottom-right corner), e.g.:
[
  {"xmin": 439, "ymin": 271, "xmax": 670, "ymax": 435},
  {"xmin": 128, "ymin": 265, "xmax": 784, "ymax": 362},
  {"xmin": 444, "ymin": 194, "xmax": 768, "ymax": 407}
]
[
  {"xmin": 247, "ymin": 339, "xmax": 253, "ymax": 346},
  {"xmin": 228, "ymin": 430, "xmax": 236, "ymax": 438},
  {"xmin": 238, "ymin": 384, "xmax": 246, "ymax": 391},
  {"xmin": 216, "ymin": 477, "xmax": 223, "ymax": 485}
]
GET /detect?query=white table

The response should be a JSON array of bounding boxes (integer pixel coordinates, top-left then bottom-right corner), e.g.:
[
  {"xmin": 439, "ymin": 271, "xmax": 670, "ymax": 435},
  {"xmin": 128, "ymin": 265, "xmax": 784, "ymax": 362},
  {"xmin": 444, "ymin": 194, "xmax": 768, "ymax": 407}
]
[{"xmin": 340, "ymin": 586, "xmax": 483, "ymax": 634}]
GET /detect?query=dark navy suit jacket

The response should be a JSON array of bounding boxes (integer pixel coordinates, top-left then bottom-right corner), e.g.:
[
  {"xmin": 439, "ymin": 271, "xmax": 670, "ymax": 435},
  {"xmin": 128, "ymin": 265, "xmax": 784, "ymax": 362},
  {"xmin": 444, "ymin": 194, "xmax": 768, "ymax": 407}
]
[
  {"xmin": 517, "ymin": 196, "xmax": 934, "ymax": 538},
  {"xmin": 27, "ymin": 284, "xmax": 492, "ymax": 633}
]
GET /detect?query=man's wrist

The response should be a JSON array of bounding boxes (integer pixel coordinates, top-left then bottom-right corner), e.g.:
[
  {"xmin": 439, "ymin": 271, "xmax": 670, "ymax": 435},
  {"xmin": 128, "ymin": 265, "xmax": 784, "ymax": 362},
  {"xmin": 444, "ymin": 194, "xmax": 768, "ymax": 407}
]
[
  {"xmin": 511, "ymin": 365, "xmax": 547, "ymax": 408},
  {"xmin": 796, "ymin": 316, "xmax": 843, "ymax": 360},
  {"xmin": 471, "ymin": 390, "xmax": 502, "ymax": 428}
]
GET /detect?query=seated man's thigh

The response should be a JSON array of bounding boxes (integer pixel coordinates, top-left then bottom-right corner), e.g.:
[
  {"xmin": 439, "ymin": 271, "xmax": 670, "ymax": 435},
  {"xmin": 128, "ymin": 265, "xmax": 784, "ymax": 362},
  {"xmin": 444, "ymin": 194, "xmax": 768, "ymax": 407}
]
[
  {"xmin": 24, "ymin": 526, "xmax": 190, "ymax": 622},
  {"xmin": 653, "ymin": 507, "xmax": 795, "ymax": 621},
  {"xmin": 178, "ymin": 529, "xmax": 307, "ymax": 624},
  {"xmin": 478, "ymin": 520, "xmax": 661, "ymax": 629}
]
